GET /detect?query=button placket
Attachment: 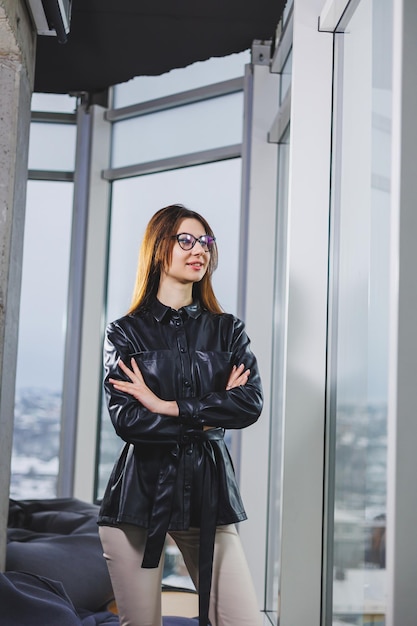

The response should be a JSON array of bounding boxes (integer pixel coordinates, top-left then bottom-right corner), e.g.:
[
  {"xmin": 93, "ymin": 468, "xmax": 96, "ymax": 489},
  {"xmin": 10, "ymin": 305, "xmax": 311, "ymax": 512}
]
[{"xmin": 174, "ymin": 319, "xmax": 192, "ymax": 397}]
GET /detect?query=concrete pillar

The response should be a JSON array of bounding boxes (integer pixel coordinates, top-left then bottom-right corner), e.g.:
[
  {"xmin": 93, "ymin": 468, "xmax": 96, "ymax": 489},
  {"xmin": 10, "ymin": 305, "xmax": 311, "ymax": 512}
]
[{"xmin": 0, "ymin": 0, "xmax": 36, "ymax": 569}]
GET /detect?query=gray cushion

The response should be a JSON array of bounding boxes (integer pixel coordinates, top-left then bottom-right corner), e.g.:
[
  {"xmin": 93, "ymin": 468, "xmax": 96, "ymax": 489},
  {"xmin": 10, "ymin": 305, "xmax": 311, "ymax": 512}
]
[{"xmin": 6, "ymin": 498, "xmax": 114, "ymax": 612}]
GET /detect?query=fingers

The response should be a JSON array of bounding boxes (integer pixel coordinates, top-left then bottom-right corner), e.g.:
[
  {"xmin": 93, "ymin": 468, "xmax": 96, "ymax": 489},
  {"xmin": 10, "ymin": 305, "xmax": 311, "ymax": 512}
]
[
  {"xmin": 109, "ymin": 359, "xmax": 144, "ymax": 392},
  {"xmin": 130, "ymin": 357, "xmax": 144, "ymax": 381},
  {"xmin": 114, "ymin": 358, "xmax": 144, "ymax": 381},
  {"xmin": 109, "ymin": 359, "xmax": 156, "ymax": 407},
  {"xmin": 226, "ymin": 364, "xmax": 250, "ymax": 390},
  {"xmin": 116, "ymin": 358, "xmax": 134, "ymax": 380}
]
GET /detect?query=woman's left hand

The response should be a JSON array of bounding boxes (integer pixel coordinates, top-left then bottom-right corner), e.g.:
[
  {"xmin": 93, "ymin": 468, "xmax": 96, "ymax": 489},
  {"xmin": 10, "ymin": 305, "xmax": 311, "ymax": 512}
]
[
  {"xmin": 226, "ymin": 364, "xmax": 250, "ymax": 390},
  {"xmin": 109, "ymin": 358, "xmax": 179, "ymax": 416}
]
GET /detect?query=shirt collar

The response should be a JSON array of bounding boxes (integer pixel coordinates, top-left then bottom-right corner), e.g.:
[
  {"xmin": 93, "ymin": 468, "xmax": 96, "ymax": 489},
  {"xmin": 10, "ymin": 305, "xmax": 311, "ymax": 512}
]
[{"xmin": 150, "ymin": 298, "xmax": 202, "ymax": 322}]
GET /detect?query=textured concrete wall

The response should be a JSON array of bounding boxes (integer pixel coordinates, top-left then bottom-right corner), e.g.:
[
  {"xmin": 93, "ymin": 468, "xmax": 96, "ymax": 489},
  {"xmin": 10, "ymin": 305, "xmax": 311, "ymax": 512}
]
[{"xmin": 0, "ymin": 0, "xmax": 36, "ymax": 569}]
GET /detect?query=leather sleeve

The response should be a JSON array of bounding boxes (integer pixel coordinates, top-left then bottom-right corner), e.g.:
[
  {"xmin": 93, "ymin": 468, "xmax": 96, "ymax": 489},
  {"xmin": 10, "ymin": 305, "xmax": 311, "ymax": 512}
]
[
  {"xmin": 103, "ymin": 321, "xmax": 182, "ymax": 444},
  {"xmin": 176, "ymin": 317, "xmax": 263, "ymax": 429}
]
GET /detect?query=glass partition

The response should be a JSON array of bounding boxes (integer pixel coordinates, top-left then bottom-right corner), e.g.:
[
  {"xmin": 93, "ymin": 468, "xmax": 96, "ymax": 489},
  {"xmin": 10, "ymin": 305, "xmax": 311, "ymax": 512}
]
[{"xmin": 326, "ymin": 0, "xmax": 392, "ymax": 623}]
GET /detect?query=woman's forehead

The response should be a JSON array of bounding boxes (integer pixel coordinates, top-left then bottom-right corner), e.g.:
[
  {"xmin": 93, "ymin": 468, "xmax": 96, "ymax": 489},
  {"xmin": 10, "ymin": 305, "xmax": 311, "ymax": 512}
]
[{"xmin": 177, "ymin": 217, "xmax": 206, "ymax": 235}]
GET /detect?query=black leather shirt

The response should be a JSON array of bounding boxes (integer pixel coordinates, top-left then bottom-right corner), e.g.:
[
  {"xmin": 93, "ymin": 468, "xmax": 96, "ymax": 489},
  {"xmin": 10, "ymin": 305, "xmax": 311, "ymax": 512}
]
[{"xmin": 98, "ymin": 298, "xmax": 263, "ymax": 624}]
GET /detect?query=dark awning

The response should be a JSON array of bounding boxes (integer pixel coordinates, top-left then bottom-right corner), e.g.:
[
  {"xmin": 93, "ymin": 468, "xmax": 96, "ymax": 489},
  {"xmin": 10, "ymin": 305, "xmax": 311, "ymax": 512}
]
[{"xmin": 34, "ymin": 0, "xmax": 286, "ymax": 94}]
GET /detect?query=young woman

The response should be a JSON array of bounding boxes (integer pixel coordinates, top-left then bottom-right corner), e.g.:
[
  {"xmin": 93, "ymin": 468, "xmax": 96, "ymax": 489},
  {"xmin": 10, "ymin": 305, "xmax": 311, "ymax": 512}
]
[{"xmin": 98, "ymin": 204, "xmax": 263, "ymax": 626}]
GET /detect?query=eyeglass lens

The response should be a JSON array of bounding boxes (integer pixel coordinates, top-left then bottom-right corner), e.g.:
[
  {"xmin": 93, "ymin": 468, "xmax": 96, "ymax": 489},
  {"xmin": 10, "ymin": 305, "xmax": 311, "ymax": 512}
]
[{"xmin": 176, "ymin": 233, "xmax": 215, "ymax": 251}]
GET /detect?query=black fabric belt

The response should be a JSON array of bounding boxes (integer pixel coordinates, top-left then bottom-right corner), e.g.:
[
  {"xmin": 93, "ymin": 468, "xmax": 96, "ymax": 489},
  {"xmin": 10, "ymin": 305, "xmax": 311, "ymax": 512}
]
[{"xmin": 141, "ymin": 428, "xmax": 224, "ymax": 626}]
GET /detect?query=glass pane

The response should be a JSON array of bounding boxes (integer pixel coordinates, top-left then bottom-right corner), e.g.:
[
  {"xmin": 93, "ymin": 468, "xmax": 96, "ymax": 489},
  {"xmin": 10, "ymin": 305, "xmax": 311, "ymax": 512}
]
[
  {"xmin": 12, "ymin": 181, "xmax": 73, "ymax": 499},
  {"xmin": 113, "ymin": 51, "xmax": 249, "ymax": 108},
  {"xmin": 327, "ymin": 1, "xmax": 392, "ymax": 624},
  {"xmin": 28, "ymin": 123, "xmax": 77, "ymax": 171},
  {"xmin": 31, "ymin": 92, "xmax": 77, "ymax": 113},
  {"xmin": 111, "ymin": 93, "xmax": 243, "ymax": 168}
]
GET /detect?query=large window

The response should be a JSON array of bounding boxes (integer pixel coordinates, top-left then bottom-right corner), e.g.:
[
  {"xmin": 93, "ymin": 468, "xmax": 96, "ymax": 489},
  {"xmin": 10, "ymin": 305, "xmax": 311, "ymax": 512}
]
[
  {"xmin": 11, "ymin": 93, "xmax": 76, "ymax": 499},
  {"xmin": 325, "ymin": 1, "xmax": 392, "ymax": 623},
  {"xmin": 12, "ymin": 181, "xmax": 73, "ymax": 498}
]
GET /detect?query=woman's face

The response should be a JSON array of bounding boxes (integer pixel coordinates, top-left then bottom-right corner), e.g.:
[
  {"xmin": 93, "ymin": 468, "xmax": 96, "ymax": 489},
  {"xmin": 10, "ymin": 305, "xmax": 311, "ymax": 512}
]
[{"xmin": 163, "ymin": 217, "xmax": 211, "ymax": 285}]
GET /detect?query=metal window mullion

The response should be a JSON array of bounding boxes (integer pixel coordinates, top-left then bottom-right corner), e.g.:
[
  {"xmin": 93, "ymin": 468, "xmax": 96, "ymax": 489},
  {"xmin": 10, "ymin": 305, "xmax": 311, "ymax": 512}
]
[
  {"xmin": 237, "ymin": 45, "xmax": 280, "ymax": 609},
  {"xmin": 102, "ymin": 144, "xmax": 242, "ymax": 181},
  {"xmin": 106, "ymin": 77, "xmax": 244, "ymax": 122},
  {"xmin": 72, "ymin": 103, "xmax": 112, "ymax": 503},
  {"xmin": 57, "ymin": 102, "xmax": 92, "ymax": 497},
  {"xmin": 31, "ymin": 111, "xmax": 76, "ymax": 124},
  {"xmin": 278, "ymin": 1, "xmax": 333, "ymax": 624},
  {"xmin": 28, "ymin": 169, "xmax": 74, "ymax": 182},
  {"xmin": 268, "ymin": 87, "xmax": 291, "ymax": 144}
]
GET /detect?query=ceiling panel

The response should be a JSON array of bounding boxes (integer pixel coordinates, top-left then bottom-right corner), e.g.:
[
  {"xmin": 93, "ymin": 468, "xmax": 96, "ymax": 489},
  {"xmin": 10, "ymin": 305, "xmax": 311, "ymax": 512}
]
[{"xmin": 33, "ymin": 0, "xmax": 286, "ymax": 94}]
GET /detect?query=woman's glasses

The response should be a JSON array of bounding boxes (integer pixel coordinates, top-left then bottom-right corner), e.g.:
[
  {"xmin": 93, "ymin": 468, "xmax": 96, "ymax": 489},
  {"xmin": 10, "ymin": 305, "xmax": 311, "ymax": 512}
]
[{"xmin": 172, "ymin": 233, "xmax": 216, "ymax": 252}]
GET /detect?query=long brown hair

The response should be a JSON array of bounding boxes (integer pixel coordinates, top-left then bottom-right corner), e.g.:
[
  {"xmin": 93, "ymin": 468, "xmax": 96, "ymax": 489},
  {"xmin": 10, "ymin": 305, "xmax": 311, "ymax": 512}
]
[{"xmin": 127, "ymin": 204, "xmax": 223, "ymax": 314}]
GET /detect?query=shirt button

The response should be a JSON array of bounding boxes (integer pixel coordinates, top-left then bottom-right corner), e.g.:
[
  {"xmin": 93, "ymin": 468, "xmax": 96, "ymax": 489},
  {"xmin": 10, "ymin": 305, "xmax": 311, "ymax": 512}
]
[
  {"xmin": 185, "ymin": 484, "xmax": 191, "ymax": 491},
  {"xmin": 184, "ymin": 380, "xmax": 190, "ymax": 387},
  {"xmin": 175, "ymin": 321, "xmax": 181, "ymax": 326},
  {"xmin": 180, "ymin": 347, "xmax": 186, "ymax": 353}
]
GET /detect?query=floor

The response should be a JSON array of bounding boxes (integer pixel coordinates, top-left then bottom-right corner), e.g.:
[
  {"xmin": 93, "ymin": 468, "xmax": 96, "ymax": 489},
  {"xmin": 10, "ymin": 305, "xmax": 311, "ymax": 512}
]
[{"xmin": 107, "ymin": 590, "xmax": 199, "ymax": 619}]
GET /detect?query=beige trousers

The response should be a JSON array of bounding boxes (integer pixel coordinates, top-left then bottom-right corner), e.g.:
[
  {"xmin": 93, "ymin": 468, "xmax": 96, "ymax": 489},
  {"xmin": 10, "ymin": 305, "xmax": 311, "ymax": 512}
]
[{"xmin": 99, "ymin": 524, "xmax": 262, "ymax": 626}]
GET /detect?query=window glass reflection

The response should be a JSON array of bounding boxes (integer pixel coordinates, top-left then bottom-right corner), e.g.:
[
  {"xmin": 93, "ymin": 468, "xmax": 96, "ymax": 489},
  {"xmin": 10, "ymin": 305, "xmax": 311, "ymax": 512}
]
[{"xmin": 327, "ymin": 0, "xmax": 392, "ymax": 624}]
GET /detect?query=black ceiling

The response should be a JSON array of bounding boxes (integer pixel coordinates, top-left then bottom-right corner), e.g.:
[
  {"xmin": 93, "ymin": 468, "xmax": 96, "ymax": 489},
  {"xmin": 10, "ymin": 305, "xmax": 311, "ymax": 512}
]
[{"xmin": 34, "ymin": 0, "xmax": 286, "ymax": 94}]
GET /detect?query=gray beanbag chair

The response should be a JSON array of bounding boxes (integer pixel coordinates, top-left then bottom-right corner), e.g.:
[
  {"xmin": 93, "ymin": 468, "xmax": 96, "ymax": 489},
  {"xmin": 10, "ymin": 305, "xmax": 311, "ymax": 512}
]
[{"xmin": 7, "ymin": 498, "xmax": 114, "ymax": 612}]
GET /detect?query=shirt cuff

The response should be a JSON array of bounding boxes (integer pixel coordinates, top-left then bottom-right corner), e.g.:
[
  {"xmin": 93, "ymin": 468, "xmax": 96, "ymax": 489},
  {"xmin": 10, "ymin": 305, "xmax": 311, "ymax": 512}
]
[{"xmin": 176, "ymin": 398, "xmax": 200, "ymax": 425}]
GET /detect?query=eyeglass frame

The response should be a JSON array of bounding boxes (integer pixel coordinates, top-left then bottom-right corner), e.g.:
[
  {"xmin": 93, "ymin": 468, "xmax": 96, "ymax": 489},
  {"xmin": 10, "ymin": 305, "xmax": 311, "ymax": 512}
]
[{"xmin": 171, "ymin": 232, "xmax": 216, "ymax": 252}]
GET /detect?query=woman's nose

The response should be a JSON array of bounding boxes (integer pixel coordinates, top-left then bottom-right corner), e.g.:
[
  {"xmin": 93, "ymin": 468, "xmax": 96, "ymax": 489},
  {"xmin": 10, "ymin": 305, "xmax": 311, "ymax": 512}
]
[{"xmin": 192, "ymin": 240, "xmax": 206, "ymax": 254}]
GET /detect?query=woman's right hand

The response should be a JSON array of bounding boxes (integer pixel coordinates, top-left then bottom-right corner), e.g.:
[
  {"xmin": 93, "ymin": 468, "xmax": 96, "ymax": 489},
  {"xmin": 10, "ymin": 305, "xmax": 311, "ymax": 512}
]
[{"xmin": 226, "ymin": 364, "xmax": 250, "ymax": 390}]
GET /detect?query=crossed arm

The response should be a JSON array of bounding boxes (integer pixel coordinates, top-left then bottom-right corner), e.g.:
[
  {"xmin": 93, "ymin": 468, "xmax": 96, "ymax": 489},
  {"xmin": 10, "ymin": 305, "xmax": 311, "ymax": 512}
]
[{"xmin": 109, "ymin": 358, "xmax": 250, "ymax": 417}]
